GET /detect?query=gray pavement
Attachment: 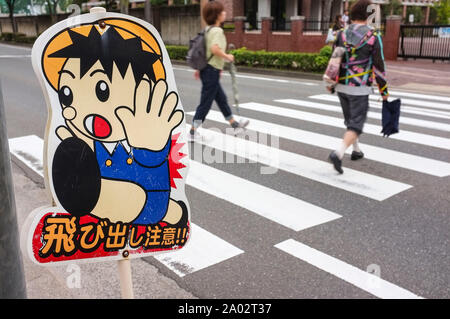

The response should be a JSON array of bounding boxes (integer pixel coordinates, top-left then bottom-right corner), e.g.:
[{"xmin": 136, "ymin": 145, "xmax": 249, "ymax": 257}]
[{"xmin": 1, "ymin": 43, "xmax": 449, "ymax": 299}]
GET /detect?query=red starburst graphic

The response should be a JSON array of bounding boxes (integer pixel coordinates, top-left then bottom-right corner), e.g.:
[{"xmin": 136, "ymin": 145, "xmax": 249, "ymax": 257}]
[{"xmin": 169, "ymin": 132, "xmax": 187, "ymax": 189}]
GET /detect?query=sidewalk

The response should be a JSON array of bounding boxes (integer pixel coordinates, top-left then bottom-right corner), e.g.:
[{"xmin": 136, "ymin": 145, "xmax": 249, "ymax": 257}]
[
  {"xmin": 11, "ymin": 163, "xmax": 196, "ymax": 299},
  {"xmin": 175, "ymin": 58, "xmax": 450, "ymax": 95},
  {"xmin": 385, "ymin": 59, "xmax": 450, "ymax": 95}
]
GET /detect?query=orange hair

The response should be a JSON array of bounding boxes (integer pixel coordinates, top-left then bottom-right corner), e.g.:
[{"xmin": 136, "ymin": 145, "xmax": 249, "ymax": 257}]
[{"xmin": 42, "ymin": 18, "xmax": 166, "ymax": 91}]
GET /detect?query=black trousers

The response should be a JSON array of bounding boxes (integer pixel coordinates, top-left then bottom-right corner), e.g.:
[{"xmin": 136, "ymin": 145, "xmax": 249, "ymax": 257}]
[{"xmin": 192, "ymin": 64, "xmax": 233, "ymax": 128}]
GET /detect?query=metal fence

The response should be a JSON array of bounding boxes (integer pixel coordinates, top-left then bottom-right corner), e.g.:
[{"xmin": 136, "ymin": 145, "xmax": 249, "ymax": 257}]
[
  {"xmin": 303, "ymin": 19, "xmax": 386, "ymax": 35},
  {"xmin": 303, "ymin": 19, "xmax": 332, "ymax": 33},
  {"xmin": 272, "ymin": 20, "xmax": 291, "ymax": 32},
  {"xmin": 398, "ymin": 25, "xmax": 450, "ymax": 61},
  {"xmin": 238, "ymin": 20, "xmax": 292, "ymax": 32}
]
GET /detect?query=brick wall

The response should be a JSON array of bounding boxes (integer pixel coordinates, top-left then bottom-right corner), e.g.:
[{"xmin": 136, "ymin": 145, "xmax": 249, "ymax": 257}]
[
  {"xmin": 226, "ymin": 16, "xmax": 402, "ymax": 59},
  {"xmin": 226, "ymin": 17, "xmax": 328, "ymax": 53},
  {"xmin": 218, "ymin": 0, "xmax": 244, "ymax": 21}
]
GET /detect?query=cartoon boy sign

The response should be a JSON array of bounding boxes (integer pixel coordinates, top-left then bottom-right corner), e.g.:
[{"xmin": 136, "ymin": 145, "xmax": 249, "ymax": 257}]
[{"xmin": 23, "ymin": 9, "xmax": 191, "ymax": 264}]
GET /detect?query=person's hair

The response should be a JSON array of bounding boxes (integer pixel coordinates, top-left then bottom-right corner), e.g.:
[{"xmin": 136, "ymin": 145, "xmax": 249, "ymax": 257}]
[
  {"xmin": 334, "ymin": 14, "xmax": 342, "ymax": 25},
  {"xmin": 350, "ymin": 0, "xmax": 372, "ymax": 21},
  {"xmin": 49, "ymin": 26, "xmax": 160, "ymax": 84},
  {"xmin": 202, "ymin": 1, "xmax": 225, "ymax": 26}
]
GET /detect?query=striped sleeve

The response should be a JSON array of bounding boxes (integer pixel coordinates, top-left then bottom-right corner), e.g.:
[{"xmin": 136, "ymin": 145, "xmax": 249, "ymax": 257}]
[{"xmin": 372, "ymin": 34, "xmax": 388, "ymax": 97}]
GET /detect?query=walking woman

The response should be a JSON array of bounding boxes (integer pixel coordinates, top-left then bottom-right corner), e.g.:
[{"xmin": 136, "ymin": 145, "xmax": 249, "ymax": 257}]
[
  {"xmin": 328, "ymin": 0, "xmax": 389, "ymax": 173},
  {"xmin": 189, "ymin": 0, "xmax": 248, "ymax": 142}
]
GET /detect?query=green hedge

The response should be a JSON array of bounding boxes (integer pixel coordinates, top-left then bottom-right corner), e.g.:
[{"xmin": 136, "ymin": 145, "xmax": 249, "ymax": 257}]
[
  {"xmin": 166, "ymin": 45, "xmax": 332, "ymax": 73},
  {"xmin": 0, "ymin": 32, "xmax": 37, "ymax": 44},
  {"xmin": 166, "ymin": 45, "xmax": 189, "ymax": 61}
]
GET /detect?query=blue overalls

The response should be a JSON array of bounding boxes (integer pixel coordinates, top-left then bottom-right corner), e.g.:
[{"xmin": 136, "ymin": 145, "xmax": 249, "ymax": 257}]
[{"xmin": 94, "ymin": 139, "xmax": 171, "ymax": 225}]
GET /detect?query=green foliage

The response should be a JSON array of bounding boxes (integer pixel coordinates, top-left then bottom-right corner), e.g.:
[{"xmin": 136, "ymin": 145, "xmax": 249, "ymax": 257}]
[
  {"xmin": 151, "ymin": 0, "xmax": 167, "ymax": 5},
  {"xmin": 382, "ymin": 0, "xmax": 403, "ymax": 17},
  {"xmin": 314, "ymin": 55, "xmax": 329, "ymax": 71},
  {"xmin": 166, "ymin": 45, "xmax": 189, "ymax": 61},
  {"xmin": 434, "ymin": 0, "xmax": 450, "ymax": 25},
  {"xmin": 0, "ymin": 32, "xmax": 37, "ymax": 43},
  {"xmin": 319, "ymin": 45, "xmax": 332, "ymax": 59},
  {"xmin": 229, "ymin": 47, "xmax": 329, "ymax": 73},
  {"xmin": 166, "ymin": 45, "xmax": 331, "ymax": 73},
  {"xmin": 406, "ymin": 6, "xmax": 424, "ymax": 24}
]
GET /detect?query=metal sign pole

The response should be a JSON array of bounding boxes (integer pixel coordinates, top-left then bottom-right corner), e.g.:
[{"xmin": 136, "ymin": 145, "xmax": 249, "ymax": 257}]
[
  {"xmin": 117, "ymin": 257, "xmax": 134, "ymax": 299},
  {"xmin": 0, "ymin": 79, "xmax": 27, "ymax": 299}
]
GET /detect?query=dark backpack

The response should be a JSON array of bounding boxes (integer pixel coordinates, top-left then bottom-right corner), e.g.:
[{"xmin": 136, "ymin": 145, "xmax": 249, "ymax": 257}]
[{"xmin": 186, "ymin": 27, "xmax": 215, "ymax": 70}]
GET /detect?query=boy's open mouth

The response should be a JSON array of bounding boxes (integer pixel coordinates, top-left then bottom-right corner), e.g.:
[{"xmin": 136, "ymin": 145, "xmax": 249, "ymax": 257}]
[{"xmin": 84, "ymin": 114, "xmax": 112, "ymax": 139}]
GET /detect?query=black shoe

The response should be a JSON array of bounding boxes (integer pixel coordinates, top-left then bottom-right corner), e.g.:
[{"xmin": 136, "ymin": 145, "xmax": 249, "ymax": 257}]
[
  {"xmin": 351, "ymin": 151, "xmax": 364, "ymax": 161},
  {"xmin": 328, "ymin": 151, "xmax": 343, "ymax": 174}
]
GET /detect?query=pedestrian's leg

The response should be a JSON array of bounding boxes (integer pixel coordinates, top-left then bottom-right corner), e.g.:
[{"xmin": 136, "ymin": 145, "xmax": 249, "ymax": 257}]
[
  {"xmin": 215, "ymin": 82, "xmax": 250, "ymax": 131},
  {"xmin": 191, "ymin": 66, "xmax": 220, "ymax": 135},
  {"xmin": 342, "ymin": 130, "xmax": 358, "ymax": 153},
  {"xmin": 334, "ymin": 93, "xmax": 353, "ymax": 160},
  {"xmin": 214, "ymin": 82, "xmax": 234, "ymax": 122},
  {"xmin": 352, "ymin": 139, "xmax": 361, "ymax": 152},
  {"xmin": 329, "ymin": 93, "xmax": 364, "ymax": 173}
]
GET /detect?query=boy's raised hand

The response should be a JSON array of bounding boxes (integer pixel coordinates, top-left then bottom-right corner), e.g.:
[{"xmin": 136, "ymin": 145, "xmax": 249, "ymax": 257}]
[{"xmin": 115, "ymin": 79, "xmax": 183, "ymax": 151}]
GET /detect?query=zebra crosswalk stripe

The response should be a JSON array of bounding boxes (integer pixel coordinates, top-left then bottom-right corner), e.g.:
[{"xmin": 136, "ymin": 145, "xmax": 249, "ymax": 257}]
[
  {"xmin": 186, "ymin": 124, "xmax": 412, "ymax": 201},
  {"xmin": 154, "ymin": 223, "xmax": 244, "ymax": 277},
  {"xmin": 189, "ymin": 110, "xmax": 450, "ymax": 177},
  {"xmin": 276, "ymin": 98, "xmax": 450, "ymax": 132},
  {"xmin": 385, "ymin": 91, "xmax": 450, "ymax": 103},
  {"xmin": 8, "ymin": 134, "xmax": 341, "ymax": 277},
  {"xmin": 237, "ymin": 102, "xmax": 450, "ymax": 150},
  {"xmin": 368, "ymin": 95, "xmax": 450, "ymax": 112},
  {"xmin": 187, "ymin": 159, "xmax": 342, "ymax": 231},
  {"xmin": 310, "ymin": 94, "xmax": 450, "ymax": 120},
  {"xmin": 275, "ymin": 239, "xmax": 423, "ymax": 299}
]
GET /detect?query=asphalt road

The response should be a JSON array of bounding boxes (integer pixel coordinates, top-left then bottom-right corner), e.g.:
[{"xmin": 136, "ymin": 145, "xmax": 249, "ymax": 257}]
[{"xmin": 1, "ymin": 42, "xmax": 449, "ymax": 299}]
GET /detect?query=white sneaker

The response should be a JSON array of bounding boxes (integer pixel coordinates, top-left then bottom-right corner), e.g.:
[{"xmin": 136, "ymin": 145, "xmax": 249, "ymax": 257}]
[
  {"xmin": 188, "ymin": 130, "xmax": 209, "ymax": 143},
  {"xmin": 239, "ymin": 119, "xmax": 250, "ymax": 128},
  {"xmin": 232, "ymin": 119, "xmax": 250, "ymax": 135}
]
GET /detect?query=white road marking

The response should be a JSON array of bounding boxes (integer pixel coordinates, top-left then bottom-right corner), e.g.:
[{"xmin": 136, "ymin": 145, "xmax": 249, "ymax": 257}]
[
  {"xmin": 187, "ymin": 160, "xmax": 342, "ymax": 231},
  {"xmin": 310, "ymin": 94, "xmax": 450, "ymax": 120},
  {"xmin": 275, "ymin": 239, "xmax": 423, "ymax": 299},
  {"xmin": 0, "ymin": 55, "xmax": 31, "ymax": 58},
  {"xmin": 9, "ymin": 135, "xmax": 45, "ymax": 177},
  {"xmin": 237, "ymin": 102, "xmax": 450, "ymax": 150},
  {"xmin": 368, "ymin": 95, "xmax": 450, "ymax": 112},
  {"xmin": 187, "ymin": 124, "xmax": 412, "ymax": 201},
  {"xmin": 381, "ymin": 90, "xmax": 450, "ymax": 103},
  {"xmin": 192, "ymin": 110, "xmax": 450, "ymax": 177},
  {"xmin": 154, "ymin": 223, "xmax": 244, "ymax": 277},
  {"xmin": 278, "ymin": 98, "xmax": 450, "ymax": 132}
]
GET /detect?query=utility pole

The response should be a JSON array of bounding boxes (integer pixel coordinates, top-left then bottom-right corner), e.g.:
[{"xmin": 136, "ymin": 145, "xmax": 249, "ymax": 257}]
[{"xmin": 0, "ymin": 80, "xmax": 27, "ymax": 299}]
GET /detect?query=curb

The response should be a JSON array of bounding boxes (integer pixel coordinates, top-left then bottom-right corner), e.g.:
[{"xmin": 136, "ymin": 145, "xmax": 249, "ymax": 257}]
[
  {"xmin": 171, "ymin": 60, "xmax": 323, "ymax": 81},
  {"xmin": 0, "ymin": 40, "xmax": 33, "ymax": 48}
]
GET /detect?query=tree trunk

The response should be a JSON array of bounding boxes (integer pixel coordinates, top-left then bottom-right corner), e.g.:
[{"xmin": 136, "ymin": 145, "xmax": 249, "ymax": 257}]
[
  {"xmin": 105, "ymin": 0, "xmax": 114, "ymax": 10},
  {"xmin": 120, "ymin": 0, "xmax": 129, "ymax": 15},
  {"xmin": 46, "ymin": 0, "xmax": 57, "ymax": 25},
  {"xmin": 144, "ymin": 0, "xmax": 152, "ymax": 24},
  {"xmin": 52, "ymin": 1, "xmax": 58, "ymax": 24},
  {"xmin": 6, "ymin": 1, "xmax": 17, "ymax": 34}
]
